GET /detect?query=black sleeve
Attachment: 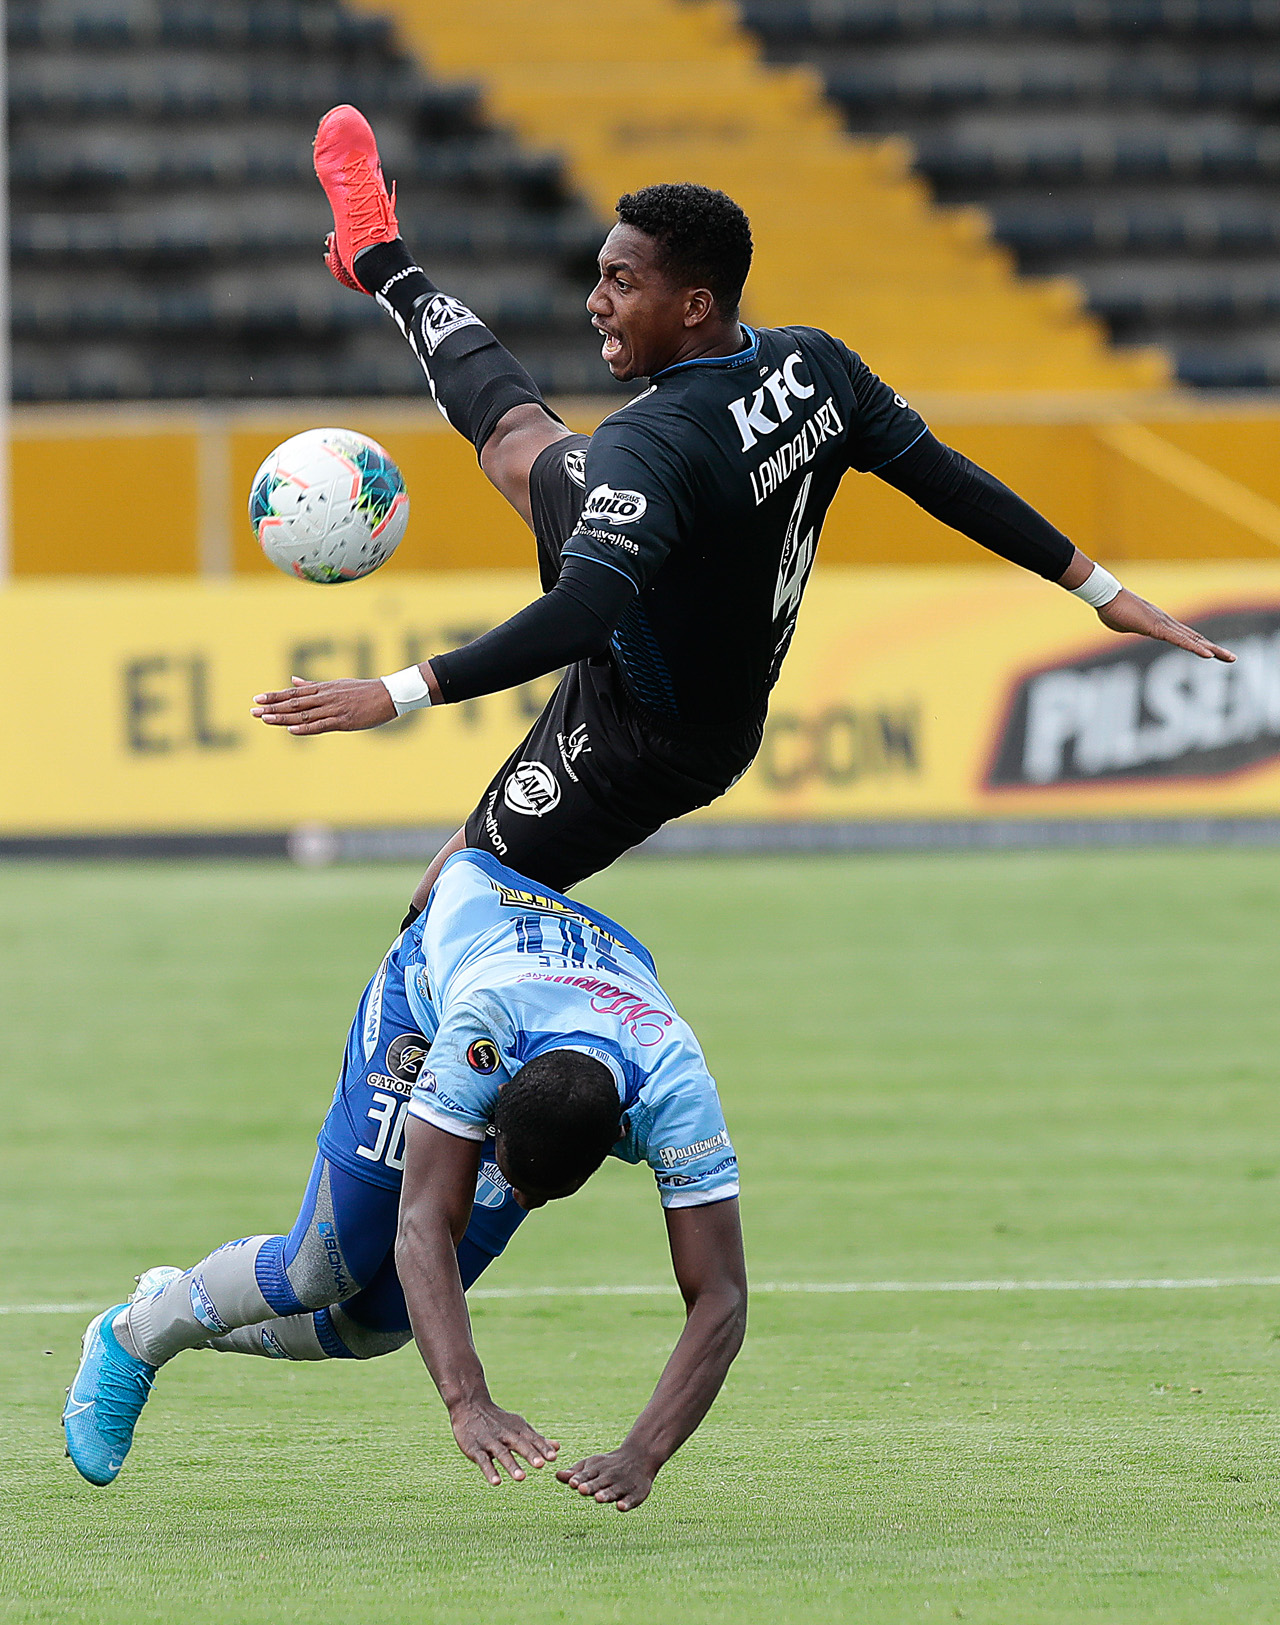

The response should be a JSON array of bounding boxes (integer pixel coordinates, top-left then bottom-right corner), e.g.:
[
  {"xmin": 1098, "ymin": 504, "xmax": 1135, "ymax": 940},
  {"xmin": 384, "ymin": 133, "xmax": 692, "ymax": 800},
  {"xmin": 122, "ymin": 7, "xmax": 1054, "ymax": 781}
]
[
  {"xmin": 874, "ymin": 429, "xmax": 1074, "ymax": 581},
  {"xmin": 790, "ymin": 330, "xmax": 927, "ymax": 472},
  {"xmin": 429, "ymin": 554, "xmax": 636, "ymax": 704}
]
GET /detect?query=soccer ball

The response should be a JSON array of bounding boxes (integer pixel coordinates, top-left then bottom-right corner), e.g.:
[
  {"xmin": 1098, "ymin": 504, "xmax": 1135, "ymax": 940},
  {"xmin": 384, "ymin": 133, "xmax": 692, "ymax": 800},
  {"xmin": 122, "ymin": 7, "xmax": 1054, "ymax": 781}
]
[{"xmin": 248, "ymin": 427, "xmax": 410, "ymax": 583}]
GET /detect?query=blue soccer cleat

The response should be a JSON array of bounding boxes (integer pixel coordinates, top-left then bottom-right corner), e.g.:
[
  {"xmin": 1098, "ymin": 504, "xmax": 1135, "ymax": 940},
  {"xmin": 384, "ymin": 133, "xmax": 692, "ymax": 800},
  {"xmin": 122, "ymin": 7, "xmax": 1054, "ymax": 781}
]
[{"xmin": 62, "ymin": 1305, "xmax": 158, "ymax": 1486}]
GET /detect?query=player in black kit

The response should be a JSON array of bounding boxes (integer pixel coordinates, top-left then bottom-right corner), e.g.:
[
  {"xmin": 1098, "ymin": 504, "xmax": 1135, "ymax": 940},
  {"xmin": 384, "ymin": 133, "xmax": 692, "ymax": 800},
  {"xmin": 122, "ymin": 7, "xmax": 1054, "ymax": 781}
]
[{"xmin": 255, "ymin": 105, "xmax": 1233, "ymax": 912}]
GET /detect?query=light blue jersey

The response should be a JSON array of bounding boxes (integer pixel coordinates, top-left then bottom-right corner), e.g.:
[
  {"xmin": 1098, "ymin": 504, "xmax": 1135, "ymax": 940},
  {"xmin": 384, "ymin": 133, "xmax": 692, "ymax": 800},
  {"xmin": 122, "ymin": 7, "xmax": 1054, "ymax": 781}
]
[{"xmin": 400, "ymin": 851, "xmax": 738, "ymax": 1209}]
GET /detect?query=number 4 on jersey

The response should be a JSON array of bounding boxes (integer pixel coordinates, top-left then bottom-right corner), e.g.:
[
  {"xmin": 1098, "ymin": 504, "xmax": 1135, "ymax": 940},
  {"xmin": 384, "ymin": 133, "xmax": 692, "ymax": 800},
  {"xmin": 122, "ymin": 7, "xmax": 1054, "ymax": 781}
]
[{"xmin": 772, "ymin": 472, "xmax": 817, "ymax": 624}]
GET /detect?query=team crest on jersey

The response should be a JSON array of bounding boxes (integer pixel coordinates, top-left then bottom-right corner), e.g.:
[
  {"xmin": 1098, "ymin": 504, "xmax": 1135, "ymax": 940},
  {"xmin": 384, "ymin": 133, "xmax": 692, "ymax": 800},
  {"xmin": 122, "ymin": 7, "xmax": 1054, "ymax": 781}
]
[
  {"xmin": 582, "ymin": 483, "xmax": 647, "ymax": 526},
  {"xmin": 503, "ymin": 760, "xmax": 561, "ymax": 817},
  {"xmin": 474, "ymin": 1158, "xmax": 513, "ymax": 1208},
  {"xmin": 386, "ymin": 1033, "xmax": 430, "ymax": 1085},
  {"xmin": 418, "ymin": 293, "xmax": 484, "ymax": 355},
  {"xmin": 467, "ymin": 1039, "xmax": 502, "ymax": 1075},
  {"xmin": 563, "ymin": 448, "xmax": 587, "ymax": 487}
]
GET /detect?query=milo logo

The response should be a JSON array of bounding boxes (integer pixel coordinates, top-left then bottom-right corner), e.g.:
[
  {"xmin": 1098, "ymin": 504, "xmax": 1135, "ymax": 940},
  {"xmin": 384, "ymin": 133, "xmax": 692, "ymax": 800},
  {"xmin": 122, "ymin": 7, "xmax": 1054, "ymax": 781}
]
[{"xmin": 582, "ymin": 483, "xmax": 648, "ymax": 526}]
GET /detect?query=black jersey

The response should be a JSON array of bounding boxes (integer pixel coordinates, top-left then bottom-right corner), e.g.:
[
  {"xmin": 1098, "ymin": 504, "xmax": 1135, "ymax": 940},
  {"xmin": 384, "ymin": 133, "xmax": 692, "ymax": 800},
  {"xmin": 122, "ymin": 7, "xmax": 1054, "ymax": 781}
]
[{"xmin": 557, "ymin": 324, "xmax": 926, "ymax": 728}]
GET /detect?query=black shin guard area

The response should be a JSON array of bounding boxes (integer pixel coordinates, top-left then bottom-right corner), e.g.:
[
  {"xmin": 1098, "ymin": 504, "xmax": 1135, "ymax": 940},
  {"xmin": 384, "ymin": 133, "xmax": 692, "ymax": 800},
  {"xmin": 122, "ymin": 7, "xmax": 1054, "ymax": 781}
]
[{"xmin": 354, "ymin": 239, "xmax": 555, "ymax": 454}]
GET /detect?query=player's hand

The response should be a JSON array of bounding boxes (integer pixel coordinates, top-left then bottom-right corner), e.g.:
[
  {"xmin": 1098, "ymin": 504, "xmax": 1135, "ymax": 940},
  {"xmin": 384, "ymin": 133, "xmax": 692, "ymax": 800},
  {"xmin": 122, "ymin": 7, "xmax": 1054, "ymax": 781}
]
[
  {"xmin": 449, "ymin": 1397, "xmax": 559, "ymax": 1487},
  {"xmin": 251, "ymin": 675, "xmax": 396, "ymax": 734},
  {"xmin": 556, "ymin": 1443, "xmax": 657, "ymax": 1512},
  {"xmin": 1096, "ymin": 590, "xmax": 1235, "ymax": 662}
]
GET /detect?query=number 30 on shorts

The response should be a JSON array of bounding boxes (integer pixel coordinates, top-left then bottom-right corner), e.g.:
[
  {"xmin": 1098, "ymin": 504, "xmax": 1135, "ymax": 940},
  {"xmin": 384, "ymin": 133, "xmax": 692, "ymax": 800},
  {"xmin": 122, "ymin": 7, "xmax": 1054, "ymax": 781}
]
[{"xmin": 355, "ymin": 1090, "xmax": 409, "ymax": 1172}]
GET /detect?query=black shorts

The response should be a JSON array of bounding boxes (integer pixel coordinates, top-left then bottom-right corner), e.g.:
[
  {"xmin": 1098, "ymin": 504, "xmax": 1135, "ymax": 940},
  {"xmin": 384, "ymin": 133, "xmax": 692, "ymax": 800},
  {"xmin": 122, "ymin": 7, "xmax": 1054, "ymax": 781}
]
[
  {"xmin": 528, "ymin": 431, "xmax": 591, "ymax": 591},
  {"xmin": 463, "ymin": 432, "xmax": 763, "ymax": 890},
  {"xmin": 463, "ymin": 657, "xmax": 763, "ymax": 892}
]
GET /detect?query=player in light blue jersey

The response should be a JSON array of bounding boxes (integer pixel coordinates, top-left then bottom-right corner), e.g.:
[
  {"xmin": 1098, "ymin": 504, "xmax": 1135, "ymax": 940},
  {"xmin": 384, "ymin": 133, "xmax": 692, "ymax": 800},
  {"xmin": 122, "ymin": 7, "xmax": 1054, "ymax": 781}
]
[{"xmin": 64, "ymin": 851, "xmax": 746, "ymax": 1513}]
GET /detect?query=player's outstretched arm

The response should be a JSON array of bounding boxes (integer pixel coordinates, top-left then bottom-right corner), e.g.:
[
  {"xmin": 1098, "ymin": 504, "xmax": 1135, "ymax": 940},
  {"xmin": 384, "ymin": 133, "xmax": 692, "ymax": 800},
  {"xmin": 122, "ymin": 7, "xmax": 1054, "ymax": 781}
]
[
  {"xmin": 557, "ymin": 1198, "xmax": 747, "ymax": 1513},
  {"xmin": 1056, "ymin": 545, "xmax": 1235, "ymax": 660},
  {"xmin": 874, "ymin": 431, "xmax": 1235, "ymax": 662},
  {"xmin": 396, "ymin": 1116, "xmax": 558, "ymax": 1486},
  {"xmin": 251, "ymin": 556, "xmax": 636, "ymax": 733}
]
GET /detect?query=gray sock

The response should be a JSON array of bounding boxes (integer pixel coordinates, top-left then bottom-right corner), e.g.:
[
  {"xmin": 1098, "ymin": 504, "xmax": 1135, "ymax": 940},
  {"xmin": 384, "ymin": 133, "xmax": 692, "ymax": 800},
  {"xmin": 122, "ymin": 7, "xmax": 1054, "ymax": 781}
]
[
  {"xmin": 205, "ymin": 1313, "xmax": 327, "ymax": 1361},
  {"xmin": 205, "ymin": 1306, "xmax": 412, "ymax": 1362},
  {"xmin": 121, "ymin": 1236, "xmax": 277, "ymax": 1366}
]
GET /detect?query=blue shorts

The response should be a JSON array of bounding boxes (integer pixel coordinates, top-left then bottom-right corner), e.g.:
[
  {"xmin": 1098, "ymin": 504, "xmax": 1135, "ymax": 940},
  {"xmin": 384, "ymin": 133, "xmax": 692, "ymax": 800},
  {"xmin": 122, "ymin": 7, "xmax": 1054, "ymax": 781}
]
[{"xmin": 298, "ymin": 938, "xmax": 528, "ymax": 1334}]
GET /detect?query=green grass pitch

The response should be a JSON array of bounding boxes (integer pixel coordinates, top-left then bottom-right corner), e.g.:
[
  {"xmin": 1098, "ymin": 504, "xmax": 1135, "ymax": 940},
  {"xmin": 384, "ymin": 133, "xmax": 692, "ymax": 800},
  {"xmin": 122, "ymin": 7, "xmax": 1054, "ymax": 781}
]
[{"xmin": 4, "ymin": 851, "xmax": 1280, "ymax": 1624}]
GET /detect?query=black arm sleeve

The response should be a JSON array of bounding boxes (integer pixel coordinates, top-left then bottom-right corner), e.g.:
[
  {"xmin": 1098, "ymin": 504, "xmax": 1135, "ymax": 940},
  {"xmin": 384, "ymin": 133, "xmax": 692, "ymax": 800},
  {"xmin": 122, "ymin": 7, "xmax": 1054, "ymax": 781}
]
[
  {"xmin": 429, "ymin": 554, "xmax": 637, "ymax": 704},
  {"xmin": 874, "ymin": 429, "xmax": 1074, "ymax": 582}
]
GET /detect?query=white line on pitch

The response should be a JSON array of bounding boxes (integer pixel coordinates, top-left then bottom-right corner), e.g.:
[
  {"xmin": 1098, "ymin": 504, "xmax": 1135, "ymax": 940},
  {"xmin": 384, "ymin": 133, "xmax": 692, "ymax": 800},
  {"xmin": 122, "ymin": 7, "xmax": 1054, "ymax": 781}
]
[
  {"xmin": 471, "ymin": 1275, "xmax": 1280, "ymax": 1300},
  {"xmin": 7, "ymin": 1275, "xmax": 1280, "ymax": 1317}
]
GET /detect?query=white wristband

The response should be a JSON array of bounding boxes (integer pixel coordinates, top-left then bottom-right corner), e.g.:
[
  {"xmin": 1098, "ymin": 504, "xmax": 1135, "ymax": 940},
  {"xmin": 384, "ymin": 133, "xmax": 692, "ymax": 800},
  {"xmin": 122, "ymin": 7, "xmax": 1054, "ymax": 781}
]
[
  {"xmin": 1070, "ymin": 563, "xmax": 1123, "ymax": 609},
  {"xmin": 380, "ymin": 665, "xmax": 433, "ymax": 714}
]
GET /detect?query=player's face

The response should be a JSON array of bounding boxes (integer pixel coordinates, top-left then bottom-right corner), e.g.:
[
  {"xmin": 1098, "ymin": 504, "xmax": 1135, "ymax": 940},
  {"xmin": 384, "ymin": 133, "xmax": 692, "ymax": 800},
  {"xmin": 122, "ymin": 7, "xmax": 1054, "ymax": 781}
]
[{"xmin": 586, "ymin": 224, "xmax": 704, "ymax": 381}]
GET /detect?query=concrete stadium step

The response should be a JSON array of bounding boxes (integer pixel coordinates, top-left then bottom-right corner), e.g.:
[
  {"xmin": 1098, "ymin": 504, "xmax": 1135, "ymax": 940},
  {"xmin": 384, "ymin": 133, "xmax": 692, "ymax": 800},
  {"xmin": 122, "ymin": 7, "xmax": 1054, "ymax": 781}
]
[
  {"xmin": 1175, "ymin": 340, "xmax": 1280, "ymax": 385},
  {"xmin": 1081, "ymin": 260, "xmax": 1280, "ymax": 327},
  {"xmin": 823, "ymin": 53, "xmax": 1280, "ymax": 115},
  {"xmin": 10, "ymin": 204, "xmax": 603, "ymax": 265},
  {"xmin": 10, "ymin": 54, "xmax": 481, "ymax": 127},
  {"xmin": 10, "ymin": 134, "xmax": 565, "ymax": 200},
  {"xmin": 9, "ymin": 0, "xmax": 396, "ymax": 50},
  {"xmin": 11, "ymin": 342, "xmax": 625, "ymax": 403},
  {"xmin": 11, "ymin": 283, "xmax": 592, "ymax": 340},
  {"xmin": 741, "ymin": 0, "xmax": 1280, "ymax": 42},
  {"xmin": 915, "ymin": 123, "xmax": 1280, "ymax": 188},
  {"xmin": 991, "ymin": 197, "xmax": 1280, "ymax": 257},
  {"xmin": 738, "ymin": 0, "xmax": 1280, "ymax": 386}
]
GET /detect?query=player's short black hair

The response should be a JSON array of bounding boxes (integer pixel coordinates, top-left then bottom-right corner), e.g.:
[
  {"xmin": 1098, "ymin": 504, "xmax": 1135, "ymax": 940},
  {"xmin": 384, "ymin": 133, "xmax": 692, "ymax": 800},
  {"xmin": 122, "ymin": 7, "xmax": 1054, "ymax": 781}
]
[
  {"xmin": 615, "ymin": 183, "xmax": 753, "ymax": 317},
  {"xmin": 494, "ymin": 1050, "xmax": 621, "ymax": 1194}
]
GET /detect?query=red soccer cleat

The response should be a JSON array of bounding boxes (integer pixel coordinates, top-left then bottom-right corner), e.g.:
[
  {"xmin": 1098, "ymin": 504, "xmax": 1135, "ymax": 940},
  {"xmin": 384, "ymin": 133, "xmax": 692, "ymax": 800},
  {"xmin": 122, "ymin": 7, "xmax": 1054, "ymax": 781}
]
[{"xmin": 313, "ymin": 104, "xmax": 400, "ymax": 293}]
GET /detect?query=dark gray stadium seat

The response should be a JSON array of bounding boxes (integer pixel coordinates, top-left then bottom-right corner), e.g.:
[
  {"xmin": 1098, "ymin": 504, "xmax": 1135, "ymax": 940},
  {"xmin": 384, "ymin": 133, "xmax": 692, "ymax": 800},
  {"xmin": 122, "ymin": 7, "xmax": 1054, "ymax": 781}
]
[
  {"xmin": 740, "ymin": 0, "xmax": 1280, "ymax": 386},
  {"xmin": 10, "ymin": 0, "xmax": 623, "ymax": 402}
]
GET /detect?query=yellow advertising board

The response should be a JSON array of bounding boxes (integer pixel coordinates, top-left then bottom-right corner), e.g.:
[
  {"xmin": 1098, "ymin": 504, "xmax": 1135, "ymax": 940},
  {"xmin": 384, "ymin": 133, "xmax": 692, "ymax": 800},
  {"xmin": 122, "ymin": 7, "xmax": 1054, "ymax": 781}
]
[{"xmin": 5, "ymin": 563, "xmax": 1280, "ymax": 837}]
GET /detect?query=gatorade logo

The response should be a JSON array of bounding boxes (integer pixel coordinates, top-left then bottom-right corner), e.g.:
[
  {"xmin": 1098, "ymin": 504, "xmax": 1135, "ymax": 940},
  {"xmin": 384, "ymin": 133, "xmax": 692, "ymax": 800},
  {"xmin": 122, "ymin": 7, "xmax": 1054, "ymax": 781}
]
[{"xmin": 386, "ymin": 1033, "xmax": 430, "ymax": 1084}]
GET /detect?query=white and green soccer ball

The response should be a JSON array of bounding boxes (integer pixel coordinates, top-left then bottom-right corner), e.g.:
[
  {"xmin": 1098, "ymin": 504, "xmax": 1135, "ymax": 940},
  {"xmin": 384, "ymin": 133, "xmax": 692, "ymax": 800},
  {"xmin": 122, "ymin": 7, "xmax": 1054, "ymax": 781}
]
[{"xmin": 248, "ymin": 427, "xmax": 410, "ymax": 583}]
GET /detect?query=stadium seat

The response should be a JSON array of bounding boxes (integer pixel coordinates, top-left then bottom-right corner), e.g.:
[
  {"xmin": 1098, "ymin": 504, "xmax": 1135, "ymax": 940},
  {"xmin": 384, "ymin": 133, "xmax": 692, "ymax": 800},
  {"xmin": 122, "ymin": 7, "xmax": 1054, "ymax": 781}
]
[
  {"xmin": 739, "ymin": 0, "xmax": 1280, "ymax": 386},
  {"xmin": 10, "ymin": 0, "xmax": 625, "ymax": 402}
]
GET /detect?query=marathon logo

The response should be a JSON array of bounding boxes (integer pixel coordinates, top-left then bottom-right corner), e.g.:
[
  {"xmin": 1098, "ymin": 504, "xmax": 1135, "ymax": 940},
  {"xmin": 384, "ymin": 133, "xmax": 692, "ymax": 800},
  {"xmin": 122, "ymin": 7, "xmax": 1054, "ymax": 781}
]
[
  {"xmin": 987, "ymin": 607, "xmax": 1280, "ymax": 788},
  {"xmin": 481, "ymin": 788, "xmax": 508, "ymax": 857}
]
